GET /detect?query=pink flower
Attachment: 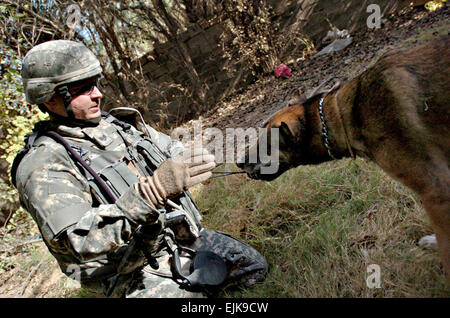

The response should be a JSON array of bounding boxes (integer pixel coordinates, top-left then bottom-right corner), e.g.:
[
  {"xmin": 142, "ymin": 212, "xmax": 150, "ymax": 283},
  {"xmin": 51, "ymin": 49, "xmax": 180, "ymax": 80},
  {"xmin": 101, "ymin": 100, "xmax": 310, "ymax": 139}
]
[{"xmin": 274, "ymin": 64, "xmax": 292, "ymax": 78}]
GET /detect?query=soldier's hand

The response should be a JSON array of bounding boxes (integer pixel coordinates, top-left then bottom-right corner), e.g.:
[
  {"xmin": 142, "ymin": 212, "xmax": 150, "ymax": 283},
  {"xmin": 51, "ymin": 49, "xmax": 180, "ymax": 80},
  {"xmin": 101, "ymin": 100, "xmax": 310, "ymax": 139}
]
[{"xmin": 137, "ymin": 146, "xmax": 216, "ymax": 208}]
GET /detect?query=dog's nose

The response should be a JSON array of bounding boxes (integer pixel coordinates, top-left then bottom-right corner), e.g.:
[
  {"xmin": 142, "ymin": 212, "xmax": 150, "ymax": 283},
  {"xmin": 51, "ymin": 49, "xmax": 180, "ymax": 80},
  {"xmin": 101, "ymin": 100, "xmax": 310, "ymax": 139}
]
[{"xmin": 236, "ymin": 153, "xmax": 248, "ymax": 170}]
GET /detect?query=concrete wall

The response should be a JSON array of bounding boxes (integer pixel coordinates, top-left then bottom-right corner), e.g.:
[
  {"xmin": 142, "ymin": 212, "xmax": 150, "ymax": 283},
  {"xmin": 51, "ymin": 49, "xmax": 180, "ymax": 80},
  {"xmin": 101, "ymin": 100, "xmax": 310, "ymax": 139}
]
[{"xmin": 132, "ymin": 17, "xmax": 233, "ymax": 123}]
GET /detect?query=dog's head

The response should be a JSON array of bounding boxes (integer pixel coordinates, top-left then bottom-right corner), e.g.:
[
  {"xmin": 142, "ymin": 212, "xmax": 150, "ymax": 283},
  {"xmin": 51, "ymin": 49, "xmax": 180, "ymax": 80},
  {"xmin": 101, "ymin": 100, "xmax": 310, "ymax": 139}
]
[
  {"xmin": 237, "ymin": 81, "xmax": 341, "ymax": 181},
  {"xmin": 236, "ymin": 104, "xmax": 309, "ymax": 181}
]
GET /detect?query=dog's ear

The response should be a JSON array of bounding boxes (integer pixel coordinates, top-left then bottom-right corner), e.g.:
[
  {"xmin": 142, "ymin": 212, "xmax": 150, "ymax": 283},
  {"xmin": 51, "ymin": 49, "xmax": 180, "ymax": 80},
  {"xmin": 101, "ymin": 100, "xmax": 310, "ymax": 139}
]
[
  {"xmin": 328, "ymin": 80, "xmax": 341, "ymax": 92},
  {"xmin": 287, "ymin": 90, "xmax": 307, "ymax": 106},
  {"xmin": 306, "ymin": 80, "xmax": 341, "ymax": 100}
]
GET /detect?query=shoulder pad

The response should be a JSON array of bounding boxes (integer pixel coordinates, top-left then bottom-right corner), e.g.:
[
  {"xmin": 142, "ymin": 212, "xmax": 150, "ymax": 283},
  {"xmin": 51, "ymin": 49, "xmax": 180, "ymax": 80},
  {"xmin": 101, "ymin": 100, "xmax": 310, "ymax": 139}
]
[
  {"xmin": 102, "ymin": 111, "xmax": 133, "ymax": 131},
  {"xmin": 10, "ymin": 131, "xmax": 41, "ymax": 188}
]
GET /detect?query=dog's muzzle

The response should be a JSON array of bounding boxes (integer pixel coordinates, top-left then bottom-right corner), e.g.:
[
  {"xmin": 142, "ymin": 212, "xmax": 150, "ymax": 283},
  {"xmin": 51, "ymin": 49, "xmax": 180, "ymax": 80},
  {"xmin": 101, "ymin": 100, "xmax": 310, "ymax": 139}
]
[{"xmin": 236, "ymin": 160, "xmax": 280, "ymax": 181}]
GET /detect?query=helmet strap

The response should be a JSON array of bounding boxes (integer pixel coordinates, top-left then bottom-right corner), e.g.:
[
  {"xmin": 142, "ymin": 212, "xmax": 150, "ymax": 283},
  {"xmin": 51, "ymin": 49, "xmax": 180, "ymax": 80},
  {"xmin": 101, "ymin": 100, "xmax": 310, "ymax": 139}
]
[
  {"xmin": 37, "ymin": 104, "xmax": 49, "ymax": 113},
  {"xmin": 56, "ymin": 85, "xmax": 75, "ymax": 118},
  {"xmin": 47, "ymin": 109, "xmax": 101, "ymax": 127}
]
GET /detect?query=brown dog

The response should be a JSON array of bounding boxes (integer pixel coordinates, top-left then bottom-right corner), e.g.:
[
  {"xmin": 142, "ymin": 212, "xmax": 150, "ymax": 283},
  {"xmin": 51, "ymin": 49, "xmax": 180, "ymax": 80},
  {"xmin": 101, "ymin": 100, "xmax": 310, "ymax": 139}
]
[{"xmin": 237, "ymin": 36, "xmax": 450, "ymax": 277}]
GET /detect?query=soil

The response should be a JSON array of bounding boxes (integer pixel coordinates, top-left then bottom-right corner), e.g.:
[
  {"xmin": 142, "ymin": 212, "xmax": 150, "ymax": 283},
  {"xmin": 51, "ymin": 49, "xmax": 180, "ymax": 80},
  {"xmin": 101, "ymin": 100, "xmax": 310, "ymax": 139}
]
[{"xmin": 0, "ymin": 4, "xmax": 448, "ymax": 298}]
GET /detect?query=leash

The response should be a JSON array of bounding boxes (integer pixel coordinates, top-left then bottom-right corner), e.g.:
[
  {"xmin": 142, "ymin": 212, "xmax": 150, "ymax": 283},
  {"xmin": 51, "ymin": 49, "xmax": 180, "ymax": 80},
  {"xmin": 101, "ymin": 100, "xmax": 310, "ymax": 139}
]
[{"xmin": 211, "ymin": 171, "xmax": 246, "ymax": 179}]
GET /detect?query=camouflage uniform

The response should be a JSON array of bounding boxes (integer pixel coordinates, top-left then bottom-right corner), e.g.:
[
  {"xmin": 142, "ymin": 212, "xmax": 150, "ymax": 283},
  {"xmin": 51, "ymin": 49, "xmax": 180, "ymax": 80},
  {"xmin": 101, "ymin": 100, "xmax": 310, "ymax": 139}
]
[{"xmin": 14, "ymin": 41, "xmax": 267, "ymax": 298}]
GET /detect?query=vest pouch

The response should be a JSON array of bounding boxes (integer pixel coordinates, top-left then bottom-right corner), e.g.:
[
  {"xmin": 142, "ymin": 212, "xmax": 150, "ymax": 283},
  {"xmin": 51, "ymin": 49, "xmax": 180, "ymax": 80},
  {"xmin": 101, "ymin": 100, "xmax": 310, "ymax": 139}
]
[
  {"xmin": 97, "ymin": 161, "xmax": 140, "ymax": 199},
  {"xmin": 179, "ymin": 194, "xmax": 202, "ymax": 226},
  {"xmin": 136, "ymin": 139, "xmax": 167, "ymax": 168},
  {"xmin": 165, "ymin": 209, "xmax": 199, "ymax": 241}
]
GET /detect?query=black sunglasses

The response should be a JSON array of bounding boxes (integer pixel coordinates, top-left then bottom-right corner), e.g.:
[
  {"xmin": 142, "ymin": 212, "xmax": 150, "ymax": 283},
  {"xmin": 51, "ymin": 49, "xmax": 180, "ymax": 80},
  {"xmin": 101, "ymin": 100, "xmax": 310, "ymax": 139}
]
[{"xmin": 69, "ymin": 77, "xmax": 101, "ymax": 96}]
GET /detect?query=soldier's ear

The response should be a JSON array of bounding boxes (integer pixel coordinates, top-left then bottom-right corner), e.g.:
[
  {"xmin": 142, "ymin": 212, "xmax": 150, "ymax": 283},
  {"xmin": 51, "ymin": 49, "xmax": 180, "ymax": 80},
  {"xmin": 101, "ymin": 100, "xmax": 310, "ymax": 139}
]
[
  {"xmin": 38, "ymin": 104, "xmax": 49, "ymax": 113},
  {"xmin": 43, "ymin": 99, "xmax": 53, "ymax": 105},
  {"xmin": 43, "ymin": 100, "xmax": 56, "ymax": 112},
  {"xmin": 43, "ymin": 95, "xmax": 64, "ymax": 112}
]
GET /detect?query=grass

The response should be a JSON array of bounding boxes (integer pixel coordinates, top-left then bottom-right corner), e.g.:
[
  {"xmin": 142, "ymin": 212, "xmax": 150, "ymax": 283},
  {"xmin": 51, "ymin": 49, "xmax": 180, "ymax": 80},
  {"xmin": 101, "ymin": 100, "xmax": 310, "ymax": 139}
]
[{"xmin": 193, "ymin": 159, "xmax": 449, "ymax": 297}]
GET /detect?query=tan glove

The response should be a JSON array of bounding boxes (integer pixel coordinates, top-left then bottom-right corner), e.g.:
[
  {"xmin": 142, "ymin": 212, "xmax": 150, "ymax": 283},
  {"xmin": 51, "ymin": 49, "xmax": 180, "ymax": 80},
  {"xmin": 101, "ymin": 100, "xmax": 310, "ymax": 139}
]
[{"xmin": 137, "ymin": 147, "xmax": 216, "ymax": 208}]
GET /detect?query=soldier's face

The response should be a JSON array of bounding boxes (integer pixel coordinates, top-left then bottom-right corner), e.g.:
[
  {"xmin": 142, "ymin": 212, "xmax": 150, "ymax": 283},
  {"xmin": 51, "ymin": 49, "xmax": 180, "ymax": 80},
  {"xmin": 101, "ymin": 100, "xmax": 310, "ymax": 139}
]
[
  {"xmin": 45, "ymin": 77, "xmax": 103, "ymax": 120},
  {"xmin": 68, "ymin": 77, "xmax": 103, "ymax": 120}
]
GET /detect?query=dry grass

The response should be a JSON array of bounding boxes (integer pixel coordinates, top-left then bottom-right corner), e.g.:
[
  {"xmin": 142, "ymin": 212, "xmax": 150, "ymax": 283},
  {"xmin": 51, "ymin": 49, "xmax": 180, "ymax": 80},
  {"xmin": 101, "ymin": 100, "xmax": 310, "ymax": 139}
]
[
  {"xmin": 0, "ymin": 210, "xmax": 91, "ymax": 298},
  {"xmin": 196, "ymin": 159, "xmax": 449, "ymax": 297}
]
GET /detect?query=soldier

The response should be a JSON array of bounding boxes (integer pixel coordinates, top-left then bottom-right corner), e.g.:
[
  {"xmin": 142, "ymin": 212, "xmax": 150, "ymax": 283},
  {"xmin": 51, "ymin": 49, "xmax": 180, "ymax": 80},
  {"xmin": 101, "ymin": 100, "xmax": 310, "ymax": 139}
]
[{"xmin": 12, "ymin": 40, "xmax": 267, "ymax": 298}]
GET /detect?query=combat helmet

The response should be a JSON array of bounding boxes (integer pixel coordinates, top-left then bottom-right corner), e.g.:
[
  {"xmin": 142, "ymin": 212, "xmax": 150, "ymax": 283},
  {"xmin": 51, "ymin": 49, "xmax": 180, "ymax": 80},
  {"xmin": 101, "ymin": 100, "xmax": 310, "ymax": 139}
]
[{"xmin": 22, "ymin": 40, "xmax": 102, "ymax": 118}]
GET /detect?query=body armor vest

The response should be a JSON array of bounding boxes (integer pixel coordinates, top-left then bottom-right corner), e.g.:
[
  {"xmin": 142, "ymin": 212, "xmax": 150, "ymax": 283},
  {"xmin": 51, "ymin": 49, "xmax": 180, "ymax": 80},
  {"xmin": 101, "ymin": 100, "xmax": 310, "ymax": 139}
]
[
  {"xmin": 74, "ymin": 115, "xmax": 203, "ymax": 239},
  {"xmin": 11, "ymin": 113, "xmax": 203, "ymax": 281}
]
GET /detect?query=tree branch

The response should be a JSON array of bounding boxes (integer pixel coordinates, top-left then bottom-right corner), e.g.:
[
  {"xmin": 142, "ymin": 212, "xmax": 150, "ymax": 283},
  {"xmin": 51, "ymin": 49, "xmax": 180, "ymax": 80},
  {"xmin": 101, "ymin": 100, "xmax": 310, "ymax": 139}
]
[{"xmin": 1, "ymin": 0, "xmax": 66, "ymax": 37}]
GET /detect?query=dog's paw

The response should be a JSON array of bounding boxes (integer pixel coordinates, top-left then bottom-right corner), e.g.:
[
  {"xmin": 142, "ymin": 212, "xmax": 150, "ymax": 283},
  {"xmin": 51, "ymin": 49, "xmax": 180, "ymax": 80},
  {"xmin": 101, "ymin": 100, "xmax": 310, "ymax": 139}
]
[{"xmin": 418, "ymin": 234, "xmax": 438, "ymax": 250}]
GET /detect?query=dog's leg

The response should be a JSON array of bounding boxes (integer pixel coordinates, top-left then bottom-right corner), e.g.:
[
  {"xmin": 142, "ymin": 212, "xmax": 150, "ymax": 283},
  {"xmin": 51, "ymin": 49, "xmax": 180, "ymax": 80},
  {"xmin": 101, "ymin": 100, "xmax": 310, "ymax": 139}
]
[
  {"xmin": 398, "ymin": 173, "xmax": 448, "ymax": 278},
  {"xmin": 370, "ymin": 140, "xmax": 450, "ymax": 278},
  {"xmin": 421, "ymin": 189, "xmax": 450, "ymax": 279},
  {"xmin": 391, "ymin": 167, "xmax": 449, "ymax": 278}
]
